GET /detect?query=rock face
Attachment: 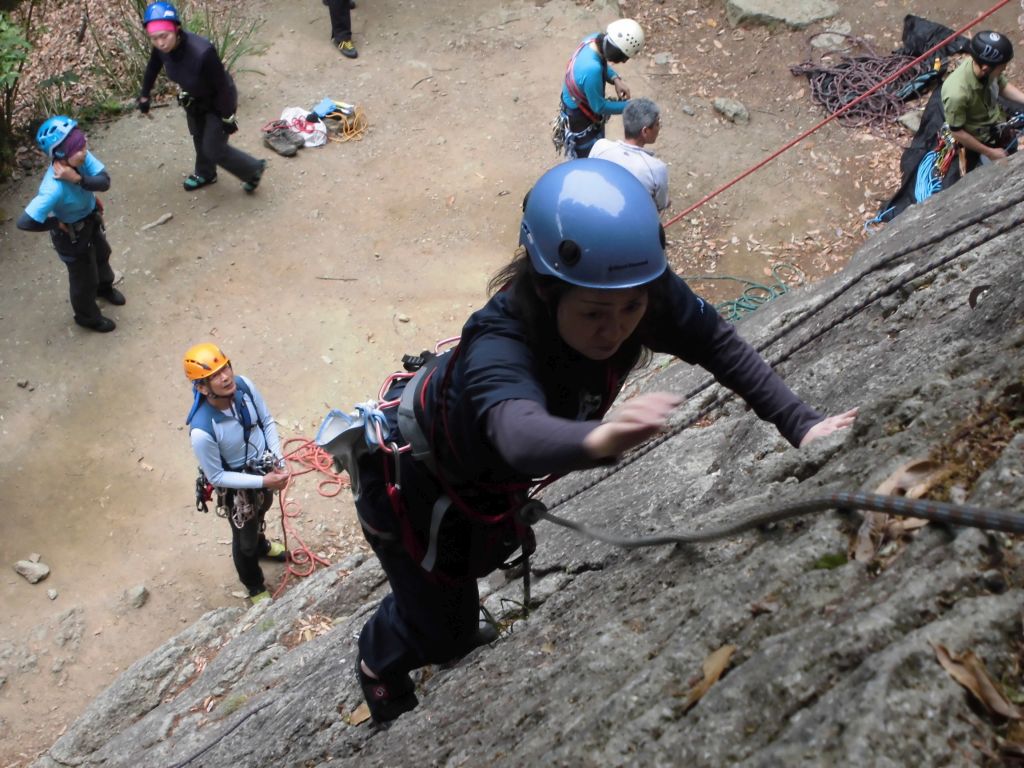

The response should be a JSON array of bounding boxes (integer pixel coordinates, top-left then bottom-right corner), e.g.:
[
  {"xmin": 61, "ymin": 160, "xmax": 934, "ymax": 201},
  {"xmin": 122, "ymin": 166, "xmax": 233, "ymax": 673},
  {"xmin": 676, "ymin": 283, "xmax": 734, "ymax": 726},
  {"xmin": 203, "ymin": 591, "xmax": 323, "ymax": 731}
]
[
  {"xmin": 726, "ymin": 0, "xmax": 838, "ymax": 29},
  {"xmin": 32, "ymin": 161, "xmax": 1024, "ymax": 767}
]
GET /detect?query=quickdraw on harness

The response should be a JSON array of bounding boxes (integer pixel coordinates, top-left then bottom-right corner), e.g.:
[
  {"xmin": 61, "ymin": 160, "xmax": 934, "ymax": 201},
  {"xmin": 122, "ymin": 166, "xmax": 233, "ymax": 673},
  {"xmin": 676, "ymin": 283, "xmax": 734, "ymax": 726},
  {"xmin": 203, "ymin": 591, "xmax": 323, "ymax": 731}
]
[{"xmin": 186, "ymin": 378, "xmax": 277, "ymax": 529}]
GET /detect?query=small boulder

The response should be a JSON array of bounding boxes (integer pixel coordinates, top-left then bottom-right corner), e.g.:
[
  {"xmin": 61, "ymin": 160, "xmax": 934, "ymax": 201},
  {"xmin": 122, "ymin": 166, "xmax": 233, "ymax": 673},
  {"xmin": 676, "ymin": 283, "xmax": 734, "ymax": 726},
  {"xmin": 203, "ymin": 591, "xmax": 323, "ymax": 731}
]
[
  {"xmin": 713, "ymin": 98, "xmax": 750, "ymax": 125},
  {"xmin": 14, "ymin": 560, "xmax": 50, "ymax": 584},
  {"xmin": 124, "ymin": 585, "xmax": 150, "ymax": 609}
]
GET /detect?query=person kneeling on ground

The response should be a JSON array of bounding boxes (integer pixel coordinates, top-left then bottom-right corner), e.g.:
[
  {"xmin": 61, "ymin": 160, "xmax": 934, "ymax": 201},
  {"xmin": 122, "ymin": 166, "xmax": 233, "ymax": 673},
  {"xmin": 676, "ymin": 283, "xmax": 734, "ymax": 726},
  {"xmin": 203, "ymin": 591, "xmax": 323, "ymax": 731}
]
[
  {"xmin": 351, "ymin": 158, "xmax": 858, "ymax": 723},
  {"xmin": 590, "ymin": 97, "xmax": 670, "ymax": 211},
  {"xmin": 941, "ymin": 30, "xmax": 1024, "ymax": 180},
  {"xmin": 16, "ymin": 116, "xmax": 125, "ymax": 334},
  {"xmin": 137, "ymin": 2, "xmax": 267, "ymax": 193},
  {"xmin": 183, "ymin": 343, "xmax": 289, "ymax": 605}
]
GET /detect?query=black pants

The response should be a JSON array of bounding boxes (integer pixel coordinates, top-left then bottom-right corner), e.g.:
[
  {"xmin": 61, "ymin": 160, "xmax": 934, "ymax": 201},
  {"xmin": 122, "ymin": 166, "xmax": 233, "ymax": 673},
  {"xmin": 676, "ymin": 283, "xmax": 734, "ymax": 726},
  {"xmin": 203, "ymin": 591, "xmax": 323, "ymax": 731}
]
[
  {"xmin": 325, "ymin": 0, "xmax": 352, "ymax": 43},
  {"xmin": 185, "ymin": 109, "xmax": 263, "ymax": 182},
  {"xmin": 227, "ymin": 489, "xmax": 274, "ymax": 595},
  {"xmin": 356, "ymin": 453, "xmax": 482, "ymax": 677},
  {"xmin": 51, "ymin": 214, "xmax": 114, "ymax": 324}
]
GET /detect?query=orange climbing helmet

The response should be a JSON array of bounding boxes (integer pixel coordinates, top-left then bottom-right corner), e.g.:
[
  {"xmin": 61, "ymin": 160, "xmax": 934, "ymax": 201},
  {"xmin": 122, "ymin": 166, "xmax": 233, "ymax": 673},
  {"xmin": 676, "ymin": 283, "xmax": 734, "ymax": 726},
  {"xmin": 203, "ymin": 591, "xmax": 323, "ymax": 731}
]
[{"xmin": 183, "ymin": 342, "xmax": 230, "ymax": 381}]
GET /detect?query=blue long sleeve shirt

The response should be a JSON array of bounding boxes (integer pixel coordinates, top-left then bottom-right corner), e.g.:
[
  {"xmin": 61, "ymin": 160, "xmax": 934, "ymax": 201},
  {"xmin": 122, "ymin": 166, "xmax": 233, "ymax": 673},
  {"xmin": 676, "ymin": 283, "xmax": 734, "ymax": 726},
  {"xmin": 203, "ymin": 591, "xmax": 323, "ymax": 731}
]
[
  {"xmin": 189, "ymin": 375, "xmax": 282, "ymax": 490},
  {"xmin": 561, "ymin": 34, "xmax": 626, "ymax": 118}
]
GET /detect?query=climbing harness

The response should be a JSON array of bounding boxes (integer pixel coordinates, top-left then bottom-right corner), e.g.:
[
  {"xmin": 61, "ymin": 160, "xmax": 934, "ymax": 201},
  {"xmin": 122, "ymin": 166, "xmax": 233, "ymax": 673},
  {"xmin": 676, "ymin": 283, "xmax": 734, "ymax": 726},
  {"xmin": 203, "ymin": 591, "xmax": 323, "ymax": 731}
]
[{"xmin": 553, "ymin": 37, "xmax": 609, "ymax": 157}]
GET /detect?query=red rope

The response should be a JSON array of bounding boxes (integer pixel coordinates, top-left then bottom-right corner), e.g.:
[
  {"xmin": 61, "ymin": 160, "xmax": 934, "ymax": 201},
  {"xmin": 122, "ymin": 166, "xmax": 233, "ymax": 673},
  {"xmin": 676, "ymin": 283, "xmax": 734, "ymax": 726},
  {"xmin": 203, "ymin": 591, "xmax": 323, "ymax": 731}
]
[
  {"xmin": 270, "ymin": 437, "xmax": 350, "ymax": 598},
  {"xmin": 664, "ymin": 0, "xmax": 1015, "ymax": 229}
]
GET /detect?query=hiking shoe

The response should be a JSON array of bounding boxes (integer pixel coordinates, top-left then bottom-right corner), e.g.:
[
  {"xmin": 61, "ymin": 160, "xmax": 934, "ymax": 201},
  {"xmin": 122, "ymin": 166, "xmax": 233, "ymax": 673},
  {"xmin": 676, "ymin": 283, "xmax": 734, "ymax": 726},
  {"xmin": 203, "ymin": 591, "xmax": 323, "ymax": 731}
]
[
  {"xmin": 250, "ymin": 590, "xmax": 271, "ymax": 605},
  {"xmin": 337, "ymin": 39, "xmax": 358, "ymax": 59},
  {"xmin": 183, "ymin": 173, "xmax": 217, "ymax": 191},
  {"xmin": 97, "ymin": 287, "xmax": 126, "ymax": 306},
  {"xmin": 243, "ymin": 160, "xmax": 268, "ymax": 193},
  {"xmin": 74, "ymin": 315, "xmax": 116, "ymax": 333},
  {"xmin": 355, "ymin": 656, "xmax": 418, "ymax": 723},
  {"xmin": 264, "ymin": 541, "xmax": 288, "ymax": 562},
  {"xmin": 263, "ymin": 128, "xmax": 298, "ymax": 157}
]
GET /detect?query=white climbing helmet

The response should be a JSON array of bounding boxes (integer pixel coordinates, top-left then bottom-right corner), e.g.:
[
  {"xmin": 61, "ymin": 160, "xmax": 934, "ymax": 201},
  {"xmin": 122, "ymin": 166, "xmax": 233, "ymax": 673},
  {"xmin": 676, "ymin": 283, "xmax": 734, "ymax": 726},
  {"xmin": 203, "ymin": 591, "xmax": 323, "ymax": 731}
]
[{"xmin": 606, "ymin": 18, "xmax": 644, "ymax": 59}]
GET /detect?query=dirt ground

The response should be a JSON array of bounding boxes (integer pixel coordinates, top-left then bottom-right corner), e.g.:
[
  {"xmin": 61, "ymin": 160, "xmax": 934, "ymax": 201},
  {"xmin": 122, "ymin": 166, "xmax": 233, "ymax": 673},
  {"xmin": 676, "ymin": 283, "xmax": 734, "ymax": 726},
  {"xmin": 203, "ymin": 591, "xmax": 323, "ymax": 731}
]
[{"xmin": 0, "ymin": 0, "xmax": 1019, "ymax": 763}]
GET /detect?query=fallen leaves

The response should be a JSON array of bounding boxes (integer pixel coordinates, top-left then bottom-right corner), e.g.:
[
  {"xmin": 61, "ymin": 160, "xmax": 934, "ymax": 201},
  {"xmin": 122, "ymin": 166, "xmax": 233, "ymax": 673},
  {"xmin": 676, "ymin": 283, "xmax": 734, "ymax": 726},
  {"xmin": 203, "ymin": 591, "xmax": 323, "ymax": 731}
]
[
  {"xmin": 851, "ymin": 458, "xmax": 950, "ymax": 566},
  {"xmin": 282, "ymin": 612, "xmax": 335, "ymax": 649},
  {"xmin": 682, "ymin": 645, "xmax": 736, "ymax": 713},
  {"xmin": 932, "ymin": 643, "xmax": 1021, "ymax": 720}
]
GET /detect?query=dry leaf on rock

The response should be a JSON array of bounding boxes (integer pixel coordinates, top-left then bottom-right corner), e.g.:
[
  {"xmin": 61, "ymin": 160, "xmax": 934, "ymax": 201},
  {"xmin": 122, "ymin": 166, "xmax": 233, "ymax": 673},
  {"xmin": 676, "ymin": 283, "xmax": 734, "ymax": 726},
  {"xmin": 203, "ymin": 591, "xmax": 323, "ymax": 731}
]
[
  {"xmin": 932, "ymin": 642, "xmax": 1022, "ymax": 720},
  {"xmin": 851, "ymin": 458, "xmax": 950, "ymax": 562},
  {"xmin": 348, "ymin": 702, "xmax": 371, "ymax": 725},
  {"xmin": 683, "ymin": 644, "xmax": 736, "ymax": 713}
]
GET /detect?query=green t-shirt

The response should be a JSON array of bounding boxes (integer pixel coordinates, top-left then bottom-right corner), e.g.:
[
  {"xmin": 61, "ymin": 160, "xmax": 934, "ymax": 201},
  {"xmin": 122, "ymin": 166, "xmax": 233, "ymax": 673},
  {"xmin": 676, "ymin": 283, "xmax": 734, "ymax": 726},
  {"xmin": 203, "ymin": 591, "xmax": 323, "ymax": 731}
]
[{"xmin": 941, "ymin": 58, "xmax": 1008, "ymax": 142}]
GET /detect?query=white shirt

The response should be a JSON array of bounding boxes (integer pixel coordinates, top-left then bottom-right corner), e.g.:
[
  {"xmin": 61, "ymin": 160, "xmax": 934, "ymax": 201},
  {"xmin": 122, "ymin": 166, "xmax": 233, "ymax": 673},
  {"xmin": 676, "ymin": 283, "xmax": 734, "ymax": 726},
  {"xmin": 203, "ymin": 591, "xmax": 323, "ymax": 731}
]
[{"xmin": 590, "ymin": 139, "xmax": 670, "ymax": 211}]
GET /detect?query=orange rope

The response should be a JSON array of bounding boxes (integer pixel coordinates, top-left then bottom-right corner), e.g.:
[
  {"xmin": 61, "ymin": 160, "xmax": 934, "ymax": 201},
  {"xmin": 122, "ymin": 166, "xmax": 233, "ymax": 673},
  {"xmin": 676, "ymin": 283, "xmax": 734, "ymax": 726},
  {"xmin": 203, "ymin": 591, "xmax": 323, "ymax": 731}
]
[
  {"xmin": 664, "ymin": 0, "xmax": 1015, "ymax": 229},
  {"xmin": 270, "ymin": 437, "xmax": 350, "ymax": 597}
]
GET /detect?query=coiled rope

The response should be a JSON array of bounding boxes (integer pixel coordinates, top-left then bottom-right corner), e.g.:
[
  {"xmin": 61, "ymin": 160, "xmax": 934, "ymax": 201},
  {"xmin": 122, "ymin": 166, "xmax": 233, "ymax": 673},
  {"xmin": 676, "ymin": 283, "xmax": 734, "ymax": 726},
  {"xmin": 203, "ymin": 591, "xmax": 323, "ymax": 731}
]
[{"xmin": 680, "ymin": 263, "xmax": 806, "ymax": 322}]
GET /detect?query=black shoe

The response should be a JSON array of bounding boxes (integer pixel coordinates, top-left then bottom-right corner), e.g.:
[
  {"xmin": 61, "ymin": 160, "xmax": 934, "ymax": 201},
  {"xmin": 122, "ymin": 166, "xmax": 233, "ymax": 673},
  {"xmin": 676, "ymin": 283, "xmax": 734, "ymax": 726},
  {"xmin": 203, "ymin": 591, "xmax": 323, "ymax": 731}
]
[
  {"xmin": 97, "ymin": 287, "xmax": 126, "ymax": 306},
  {"xmin": 350, "ymin": 0, "xmax": 356, "ymax": 8},
  {"xmin": 355, "ymin": 656, "xmax": 418, "ymax": 723},
  {"xmin": 243, "ymin": 160, "xmax": 267, "ymax": 193},
  {"xmin": 74, "ymin": 315, "xmax": 116, "ymax": 333}
]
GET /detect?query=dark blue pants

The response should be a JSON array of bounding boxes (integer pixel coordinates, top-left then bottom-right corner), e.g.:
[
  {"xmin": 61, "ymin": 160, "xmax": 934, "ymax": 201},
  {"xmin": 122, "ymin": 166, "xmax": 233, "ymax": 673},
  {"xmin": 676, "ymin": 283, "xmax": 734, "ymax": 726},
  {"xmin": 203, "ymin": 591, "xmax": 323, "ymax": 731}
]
[
  {"xmin": 51, "ymin": 213, "xmax": 114, "ymax": 324},
  {"xmin": 185, "ymin": 109, "xmax": 262, "ymax": 183},
  {"xmin": 356, "ymin": 453, "xmax": 481, "ymax": 677},
  {"xmin": 325, "ymin": 0, "xmax": 352, "ymax": 43}
]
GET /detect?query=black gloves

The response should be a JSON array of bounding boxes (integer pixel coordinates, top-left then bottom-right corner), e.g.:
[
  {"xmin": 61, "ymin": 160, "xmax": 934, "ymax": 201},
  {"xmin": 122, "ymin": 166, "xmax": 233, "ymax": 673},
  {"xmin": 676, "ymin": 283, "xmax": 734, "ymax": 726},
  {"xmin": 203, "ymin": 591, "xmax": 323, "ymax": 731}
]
[{"xmin": 221, "ymin": 115, "xmax": 239, "ymax": 135}]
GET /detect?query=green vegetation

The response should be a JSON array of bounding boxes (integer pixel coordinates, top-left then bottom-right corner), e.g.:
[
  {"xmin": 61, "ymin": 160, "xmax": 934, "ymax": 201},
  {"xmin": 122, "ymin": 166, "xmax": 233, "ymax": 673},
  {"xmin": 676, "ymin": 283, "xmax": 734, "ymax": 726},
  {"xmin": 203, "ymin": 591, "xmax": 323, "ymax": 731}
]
[{"xmin": 0, "ymin": 7, "xmax": 32, "ymax": 178}]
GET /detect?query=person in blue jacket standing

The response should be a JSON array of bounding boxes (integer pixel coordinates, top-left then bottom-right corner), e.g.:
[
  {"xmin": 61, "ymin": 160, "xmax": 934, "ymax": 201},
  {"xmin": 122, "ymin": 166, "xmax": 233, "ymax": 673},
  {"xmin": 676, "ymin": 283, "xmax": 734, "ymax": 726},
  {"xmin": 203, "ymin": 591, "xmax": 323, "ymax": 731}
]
[
  {"xmin": 349, "ymin": 159, "xmax": 858, "ymax": 723},
  {"xmin": 16, "ymin": 116, "xmax": 125, "ymax": 333},
  {"xmin": 555, "ymin": 18, "xmax": 645, "ymax": 158},
  {"xmin": 137, "ymin": 2, "xmax": 266, "ymax": 193}
]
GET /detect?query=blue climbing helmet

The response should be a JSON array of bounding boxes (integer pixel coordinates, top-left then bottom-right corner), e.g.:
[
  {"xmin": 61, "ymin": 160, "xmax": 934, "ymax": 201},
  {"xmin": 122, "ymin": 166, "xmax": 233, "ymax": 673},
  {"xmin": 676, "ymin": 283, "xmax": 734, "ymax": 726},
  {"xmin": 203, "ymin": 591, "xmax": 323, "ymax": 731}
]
[
  {"xmin": 519, "ymin": 158, "xmax": 666, "ymax": 289},
  {"xmin": 36, "ymin": 116, "xmax": 78, "ymax": 158},
  {"xmin": 143, "ymin": 1, "xmax": 181, "ymax": 26}
]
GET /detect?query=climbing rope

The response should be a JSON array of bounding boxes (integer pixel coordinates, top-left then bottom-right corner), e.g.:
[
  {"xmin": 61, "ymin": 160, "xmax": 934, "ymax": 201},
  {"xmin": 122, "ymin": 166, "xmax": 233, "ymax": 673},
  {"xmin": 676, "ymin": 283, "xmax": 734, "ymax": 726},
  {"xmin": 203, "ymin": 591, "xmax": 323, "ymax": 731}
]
[
  {"xmin": 790, "ymin": 44, "xmax": 925, "ymax": 129},
  {"xmin": 536, "ymin": 492, "xmax": 1024, "ymax": 549},
  {"xmin": 680, "ymin": 263, "xmax": 805, "ymax": 322},
  {"xmin": 271, "ymin": 437, "xmax": 350, "ymax": 597}
]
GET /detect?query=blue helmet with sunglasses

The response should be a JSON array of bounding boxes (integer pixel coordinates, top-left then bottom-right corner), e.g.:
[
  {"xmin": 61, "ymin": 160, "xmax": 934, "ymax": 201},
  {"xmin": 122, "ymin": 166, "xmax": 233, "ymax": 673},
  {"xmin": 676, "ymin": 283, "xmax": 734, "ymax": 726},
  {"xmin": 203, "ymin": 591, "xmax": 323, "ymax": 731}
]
[{"xmin": 36, "ymin": 115, "xmax": 78, "ymax": 158}]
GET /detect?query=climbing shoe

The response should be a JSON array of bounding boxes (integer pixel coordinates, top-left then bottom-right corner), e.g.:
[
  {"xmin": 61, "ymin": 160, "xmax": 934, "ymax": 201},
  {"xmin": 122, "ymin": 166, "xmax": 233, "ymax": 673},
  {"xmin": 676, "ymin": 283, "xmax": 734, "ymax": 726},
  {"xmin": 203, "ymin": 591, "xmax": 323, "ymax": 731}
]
[
  {"xmin": 355, "ymin": 656, "xmax": 418, "ymax": 723},
  {"xmin": 264, "ymin": 541, "xmax": 288, "ymax": 562},
  {"xmin": 337, "ymin": 39, "xmax": 359, "ymax": 59},
  {"xmin": 74, "ymin": 315, "xmax": 116, "ymax": 333},
  {"xmin": 183, "ymin": 173, "xmax": 217, "ymax": 191},
  {"xmin": 243, "ymin": 160, "xmax": 267, "ymax": 193},
  {"xmin": 249, "ymin": 590, "xmax": 271, "ymax": 605},
  {"xmin": 97, "ymin": 287, "xmax": 126, "ymax": 306}
]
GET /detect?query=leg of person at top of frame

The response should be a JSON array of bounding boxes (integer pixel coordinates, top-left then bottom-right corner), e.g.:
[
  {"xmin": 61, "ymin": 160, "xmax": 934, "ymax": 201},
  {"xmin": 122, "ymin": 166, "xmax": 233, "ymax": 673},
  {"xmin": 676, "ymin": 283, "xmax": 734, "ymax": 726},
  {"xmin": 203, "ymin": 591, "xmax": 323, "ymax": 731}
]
[
  {"xmin": 325, "ymin": 0, "xmax": 358, "ymax": 58},
  {"xmin": 195, "ymin": 111, "xmax": 265, "ymax": 189},
  {"xmin": 255, "ymin": 491, "xmax": 288, "ymax": 562},
  {"xmin": 90, "ymin": 220, "xmax": 124, "ymax": 306}
]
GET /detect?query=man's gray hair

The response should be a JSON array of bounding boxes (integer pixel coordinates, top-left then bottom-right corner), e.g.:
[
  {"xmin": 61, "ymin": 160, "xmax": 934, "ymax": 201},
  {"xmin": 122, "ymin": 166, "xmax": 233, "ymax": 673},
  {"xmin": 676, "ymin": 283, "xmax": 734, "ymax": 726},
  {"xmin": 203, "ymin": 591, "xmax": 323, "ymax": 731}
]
[{"xmin": 623, "ymin": 98, "xmax": 660, "ymax": 139}]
